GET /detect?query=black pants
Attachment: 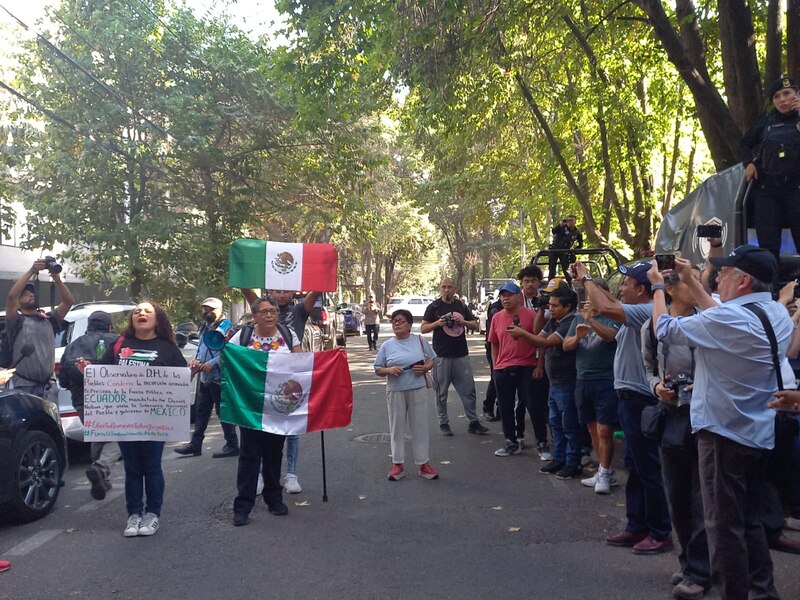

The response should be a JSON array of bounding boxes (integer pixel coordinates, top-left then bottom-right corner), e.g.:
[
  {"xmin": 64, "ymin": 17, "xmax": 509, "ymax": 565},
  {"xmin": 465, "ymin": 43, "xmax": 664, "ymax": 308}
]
[
  {"xmin": 548, "ymin": 250, "xmax": 573, "ymax": 280},
  {"xmin": 233, "ymin": 427, "xmax": 285, "ymax": 516},
  {"xmin": 520, "ymin": 372, "xmax": 549, "ymax": 444},
  {"xmin": 697, "ymin": 430, "xmax": 777, "ymax": 600},
  {"xmin": 493, "ymin": 366, "xmax": 533, "ymax": 445},
  {"xmin": 755, "ymin": 177, "xmax": 800, "ymax": 272},
  {"xmin": 191, "ymin": 381, "xmax": 238, "ymax": 449},
  {"xmin": 365, "ymin": 324, "xmax": 379, "ymax": 349},
  {"xmin": 660, "ymin": 439, "xmax": 711, "ymax": 589}
]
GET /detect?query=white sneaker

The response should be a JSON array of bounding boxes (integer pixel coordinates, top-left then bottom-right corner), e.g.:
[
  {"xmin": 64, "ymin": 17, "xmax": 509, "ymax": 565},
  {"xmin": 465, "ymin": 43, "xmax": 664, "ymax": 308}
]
[
  {"xmin": 787, "ymin": 517, "xmax": 800, "ymax": 531},
  {"xmin": 256, "ymin": 473, "xmax": 264, "ymax": 495},
  {"xmin": 138, "ymin": 512, "xmax": 159, "ymax": 536},
  {"xmin": 536, "ymin": 443, "xmax": 553, "ymax": 461},
  {"xmin": 124, "ymin": 514, "xmax": 142, "ymax": 537},
  {"xmin": 284, "ymin": 473, "xmax": 302, "ymax": 494},
  {"xmin": 582, "ymin": 469, "xmax": 618, "ymax": 491},
  {"xmin": 595, "ymin": 471, "xmax": 613, "ymax": 494}
]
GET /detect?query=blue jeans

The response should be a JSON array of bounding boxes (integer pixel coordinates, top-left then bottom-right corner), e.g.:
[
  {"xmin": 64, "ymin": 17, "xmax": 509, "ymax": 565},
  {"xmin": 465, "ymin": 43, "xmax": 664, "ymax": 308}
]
[
  {"xmin": 548, "ymin": 384, "xmax": 580, "ymax": 467},
  {"xmin": 286, "ymin": 435, "xmax": 299, "ymax": 474},
  {"xmin": 617, "ymin": 390, "xmax": 671, "ymax": 539},
  {"xmin": 118, "ymin": 441, "xmax": 165, "ymax": 517}
]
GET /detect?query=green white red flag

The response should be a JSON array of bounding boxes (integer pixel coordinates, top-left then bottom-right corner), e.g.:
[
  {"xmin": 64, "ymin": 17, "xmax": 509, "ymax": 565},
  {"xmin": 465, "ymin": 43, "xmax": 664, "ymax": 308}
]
[
  {"xmin": 228, "ymin": 239, "xmax": 338, "ymax": 291},
  {"xmin": 220, "ymin": 344, "xmax": 353, "ymax": 435}
]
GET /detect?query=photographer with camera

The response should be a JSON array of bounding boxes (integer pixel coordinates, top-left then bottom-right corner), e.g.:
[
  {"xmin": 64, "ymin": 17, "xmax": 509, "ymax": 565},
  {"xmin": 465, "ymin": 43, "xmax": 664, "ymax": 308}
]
[
  {"xmin": 548, "ymin": 215, "xmax": 583, "ymax": 280},
  {"xmin": 653, "ymin": 246, "xmax": 795, "ymax": 600},
  {"xmin": 421, "ymin": 277, "xmax": 488, "ymax": 436},
  {"xmin": 5, "ymin": 258, "xmax": 73, "ymax": 396},
  {"xmin": 643, "ymin": 268, "xmax": 710, "ymax": 600}
]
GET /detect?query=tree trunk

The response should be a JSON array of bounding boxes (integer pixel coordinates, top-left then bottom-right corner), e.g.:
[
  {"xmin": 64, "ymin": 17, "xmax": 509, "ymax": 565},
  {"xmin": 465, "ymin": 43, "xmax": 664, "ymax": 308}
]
[
  {"xmin": 719, "ymin": 0, "xmax": 763, "ymax": 131},
  {"xmin": 633, "ymin": 0, "xmax": 742, "ymax": 169},
  {"xmin": 765, "ymin": 0, "xmax": 784, "ymax": 89},
  {"xmin": 789, "ymin": 0, "xmax": 800, "ymax": 79}
]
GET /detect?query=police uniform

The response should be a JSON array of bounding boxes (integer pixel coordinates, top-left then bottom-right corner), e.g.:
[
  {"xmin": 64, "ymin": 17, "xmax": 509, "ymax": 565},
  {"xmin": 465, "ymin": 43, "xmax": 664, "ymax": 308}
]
[{"xmin": 740, "ymin": 76, "xmax": 800, "ymax": 269}]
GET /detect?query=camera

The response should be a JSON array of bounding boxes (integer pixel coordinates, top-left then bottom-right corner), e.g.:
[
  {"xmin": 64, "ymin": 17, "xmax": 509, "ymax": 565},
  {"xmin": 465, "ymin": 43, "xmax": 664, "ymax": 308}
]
[
  {"xmin": 43, "ymin": 256, "xmax": 62, "ymax": 274},
  {"xmin": 663, "ymin": 373, "xmax": 693, "ymax": 405},
  {"xmin": 655, "ymin": 253, "xmax": 676, "ymax": 271},
  {"xmin": 529, "ymin": 293, "xmax": 550, "ymax": 310},
  {"xmin": 697, "ymin": 224, "xmax": 722, "ymax": 238},
  {"xmin": 443, "ymin": 313, "xmax": 456, "ymax": 328}
]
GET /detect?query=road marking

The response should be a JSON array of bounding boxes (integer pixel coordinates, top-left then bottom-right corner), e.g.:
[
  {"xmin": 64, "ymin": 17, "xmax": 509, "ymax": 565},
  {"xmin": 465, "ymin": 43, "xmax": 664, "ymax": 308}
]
[
  {"xmin": 5, "ymin": 530, "xmax": 62, "ymax": 556},
  {"xmin": 77, "ymin": 490, "xmax": 124, "ymax": 512}
]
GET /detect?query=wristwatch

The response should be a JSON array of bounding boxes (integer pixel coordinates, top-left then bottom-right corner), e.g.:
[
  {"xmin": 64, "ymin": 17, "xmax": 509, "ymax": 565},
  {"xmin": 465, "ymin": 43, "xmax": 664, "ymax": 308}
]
[{"xmin": 580, "ymin": 274, "xmax": 593, "ymax": 283}]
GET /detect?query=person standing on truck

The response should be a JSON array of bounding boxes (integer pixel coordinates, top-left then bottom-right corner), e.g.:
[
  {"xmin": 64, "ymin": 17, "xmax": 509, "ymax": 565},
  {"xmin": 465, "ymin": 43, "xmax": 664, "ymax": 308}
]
[
  {"xmin": 548, "ymin": 215, "xmax": 583, "ymax": 280},
  {"xmin": 741, "ymin": 75, "xmax": 800, "ymax": 275}
]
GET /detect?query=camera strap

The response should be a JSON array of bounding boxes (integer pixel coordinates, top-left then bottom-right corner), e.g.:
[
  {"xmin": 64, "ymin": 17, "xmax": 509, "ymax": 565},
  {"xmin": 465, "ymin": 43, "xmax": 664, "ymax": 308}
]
[{"xmin": 743, "ymin": 303, "xmax": 783, "ymax": 390}]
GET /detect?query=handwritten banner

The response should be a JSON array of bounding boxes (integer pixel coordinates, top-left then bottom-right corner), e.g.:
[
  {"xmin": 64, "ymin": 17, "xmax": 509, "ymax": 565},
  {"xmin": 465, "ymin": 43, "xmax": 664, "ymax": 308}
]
[{"xmin": 83, "ymin": 364, "xmax": 192, "ymax": 442}]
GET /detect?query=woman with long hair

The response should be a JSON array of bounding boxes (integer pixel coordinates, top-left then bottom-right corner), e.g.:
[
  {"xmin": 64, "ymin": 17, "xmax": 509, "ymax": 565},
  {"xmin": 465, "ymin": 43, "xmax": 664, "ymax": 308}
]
[{"xmin": 78, "ymin": 301, "xmax": 186, "ymax": 537}]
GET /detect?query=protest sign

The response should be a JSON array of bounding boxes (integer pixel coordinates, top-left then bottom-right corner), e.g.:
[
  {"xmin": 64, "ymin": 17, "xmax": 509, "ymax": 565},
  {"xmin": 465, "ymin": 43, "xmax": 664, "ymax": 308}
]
[{"xmin": 83, "ymin": 364, "xmax": 191, "ymax": 442}]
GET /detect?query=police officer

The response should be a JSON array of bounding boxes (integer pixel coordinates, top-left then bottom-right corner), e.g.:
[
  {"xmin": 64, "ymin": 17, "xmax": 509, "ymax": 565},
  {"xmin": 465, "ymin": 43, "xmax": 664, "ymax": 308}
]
[{"xmin": 741, "ymin": 75, "xmax": 800, "ymax": 272}]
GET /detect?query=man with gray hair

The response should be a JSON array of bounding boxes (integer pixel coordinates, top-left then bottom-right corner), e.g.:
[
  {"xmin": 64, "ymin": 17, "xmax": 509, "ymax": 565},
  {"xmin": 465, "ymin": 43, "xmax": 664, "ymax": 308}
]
[
  {"xmin": 652, "ymin": 245, "xmax": 794, "ymax": 600},
  {"xmin": 421, "ymin": 277, "xmax": 488, "ymax": 436}
]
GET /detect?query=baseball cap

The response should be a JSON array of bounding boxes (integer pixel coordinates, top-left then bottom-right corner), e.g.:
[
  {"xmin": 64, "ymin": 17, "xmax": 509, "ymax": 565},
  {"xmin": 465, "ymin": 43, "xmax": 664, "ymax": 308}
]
[
  {"xmin": 768, "ymin": 75, "xmax": 799, "ymax": 98},
  {"xmin": 201, "ymin": 297, "xmax": 223, "ymax": 311},
  {"xmin": 498, "ymin": 282, "xmax": 521, "ymax": 295},
  {"xmin": 542, "ymin": 277, "xmax": 565, "ymax": 293},
  {"xmin": 22, "ymin": 282, "xmax": 36, "ymax": 295},
  {"xmin": 709, "ymin": 244, "xmax": 776, "ymax": 283},
  {"xmin": 618, "ymin": 262, "xmax": 652, "ymax": 287},
  {"xmin": 87, "ymin": 311, "xmax": 112, "ymax": 330}
]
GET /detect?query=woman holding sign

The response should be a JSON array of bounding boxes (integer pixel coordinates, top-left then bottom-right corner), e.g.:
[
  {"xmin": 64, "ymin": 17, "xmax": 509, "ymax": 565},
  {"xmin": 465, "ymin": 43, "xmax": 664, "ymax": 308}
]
[{"xmin": 77, "ymin": 301, "xmax": 186, "ymax": 538}]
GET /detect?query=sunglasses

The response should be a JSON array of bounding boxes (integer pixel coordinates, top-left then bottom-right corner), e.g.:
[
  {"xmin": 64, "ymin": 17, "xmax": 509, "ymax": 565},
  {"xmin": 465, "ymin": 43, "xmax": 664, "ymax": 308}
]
[{"xmin": 391, "ymin": 318, "xmax": 408, "ymax": 325}]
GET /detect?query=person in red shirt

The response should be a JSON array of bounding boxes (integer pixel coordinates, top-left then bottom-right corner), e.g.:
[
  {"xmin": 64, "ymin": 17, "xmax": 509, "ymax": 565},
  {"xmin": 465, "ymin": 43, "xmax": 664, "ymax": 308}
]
[{"xmin": 487, "ymin": 282, "xmax": 538, "ymax": 456}]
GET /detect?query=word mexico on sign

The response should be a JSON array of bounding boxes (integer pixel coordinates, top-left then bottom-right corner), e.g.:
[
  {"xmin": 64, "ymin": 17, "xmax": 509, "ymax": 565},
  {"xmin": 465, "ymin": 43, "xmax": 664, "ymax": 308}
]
[{"xmin": 83, "ymin": 365, "xmax": 192, "ymax": 442}]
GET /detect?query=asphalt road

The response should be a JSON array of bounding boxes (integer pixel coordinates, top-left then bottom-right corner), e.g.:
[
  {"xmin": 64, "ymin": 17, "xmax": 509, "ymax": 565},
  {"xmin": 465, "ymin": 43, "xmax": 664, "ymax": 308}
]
[{"xmin": 1, "ymin": 327, "xmax": 799, "ymax": 599}]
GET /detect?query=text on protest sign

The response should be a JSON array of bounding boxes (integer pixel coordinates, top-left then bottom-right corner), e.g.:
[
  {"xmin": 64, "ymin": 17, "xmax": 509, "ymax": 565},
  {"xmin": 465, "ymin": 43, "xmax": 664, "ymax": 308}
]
[{"xmin": 83, "ymin": 364, "xmax": 191, "ymax": 442}]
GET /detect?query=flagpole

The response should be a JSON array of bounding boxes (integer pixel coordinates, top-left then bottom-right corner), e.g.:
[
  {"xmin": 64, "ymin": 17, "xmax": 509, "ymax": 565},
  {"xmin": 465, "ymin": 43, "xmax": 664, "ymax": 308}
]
[{"xmin": 320, "ymin": 430, "xmax": 328, "ymax": 502}]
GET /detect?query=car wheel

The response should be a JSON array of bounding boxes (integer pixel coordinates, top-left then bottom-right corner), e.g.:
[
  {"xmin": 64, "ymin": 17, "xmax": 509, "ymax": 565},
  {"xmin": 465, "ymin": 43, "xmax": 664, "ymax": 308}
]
[{"xmin": 2, "ymin": 430, "xmax": 62, "ymax": 523}]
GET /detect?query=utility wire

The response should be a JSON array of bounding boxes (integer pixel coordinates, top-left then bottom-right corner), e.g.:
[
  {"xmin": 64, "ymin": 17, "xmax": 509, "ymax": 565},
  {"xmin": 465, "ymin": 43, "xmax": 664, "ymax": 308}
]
[
  {"xmin": 0, "ymin": 1, "xmax": 175, "ymax": 143},
  {"xmin": 0, "ymin": 78, "xmax": 178, "ymax": 184}
]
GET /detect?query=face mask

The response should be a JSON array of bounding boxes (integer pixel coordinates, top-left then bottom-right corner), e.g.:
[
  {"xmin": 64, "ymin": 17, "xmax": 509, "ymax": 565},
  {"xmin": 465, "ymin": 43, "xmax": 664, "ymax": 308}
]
[{"xmin": 204, "ymin": 312, "xmax": 216, "ymax": 324}]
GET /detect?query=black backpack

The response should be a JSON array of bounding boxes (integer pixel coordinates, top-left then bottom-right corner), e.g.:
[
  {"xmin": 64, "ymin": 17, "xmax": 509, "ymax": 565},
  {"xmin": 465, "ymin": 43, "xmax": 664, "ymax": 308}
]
[{"xmin": 58, "ymin": 331, "xmax": 119, "ymax": 391}]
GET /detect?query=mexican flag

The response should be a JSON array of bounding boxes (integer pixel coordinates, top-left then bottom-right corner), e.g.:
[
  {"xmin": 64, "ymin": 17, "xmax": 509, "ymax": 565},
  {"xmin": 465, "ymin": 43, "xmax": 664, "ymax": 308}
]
[
  {"xmin": 228, "ymin": 239, "xmax": 338, "ymax": 291},
  {"xmin": 220, "ymin": 343, "xmax": 353, "ymax": 435}
]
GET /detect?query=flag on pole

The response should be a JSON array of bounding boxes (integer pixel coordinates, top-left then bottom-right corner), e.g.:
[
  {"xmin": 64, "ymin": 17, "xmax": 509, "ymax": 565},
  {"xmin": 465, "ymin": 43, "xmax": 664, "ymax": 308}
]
[
  {"xmin": 220, "ymin": 343, "xmax": 353, "ymax": 435},
  {"xmin": 228, "ymin": 239, "xmax": 338, "ymax": 291}
]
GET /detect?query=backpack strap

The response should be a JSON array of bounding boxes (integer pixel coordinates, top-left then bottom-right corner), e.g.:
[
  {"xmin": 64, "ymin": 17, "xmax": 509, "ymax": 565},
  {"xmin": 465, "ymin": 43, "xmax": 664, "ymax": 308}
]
[
  {"xmin": 743, "ymin": 302, "xmax": 784, "ymax": 391},
  {"xmin": 113, "ymin": 335, "xmax": 125, "ymax": 360},
  {"xmin": 239, "ymin": 324, "xmax": 254, "ymax": 347},
  {"xmin": 277, "ymin": 323, "xmax": 295, "ymax": 348}
]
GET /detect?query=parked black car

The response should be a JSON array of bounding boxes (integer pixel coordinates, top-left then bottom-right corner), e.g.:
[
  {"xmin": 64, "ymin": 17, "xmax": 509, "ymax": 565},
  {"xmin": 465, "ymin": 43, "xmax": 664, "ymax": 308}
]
[{"xmin": 0, "ymin": 389, "xmax": 67, "ymax": 523}]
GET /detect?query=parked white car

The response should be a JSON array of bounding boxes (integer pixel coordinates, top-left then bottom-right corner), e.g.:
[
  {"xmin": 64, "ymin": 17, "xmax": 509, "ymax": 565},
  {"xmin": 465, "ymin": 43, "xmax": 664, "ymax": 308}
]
[{"xmin": 387, "ymin": 295, "xmax": 435, "ymax": 319}]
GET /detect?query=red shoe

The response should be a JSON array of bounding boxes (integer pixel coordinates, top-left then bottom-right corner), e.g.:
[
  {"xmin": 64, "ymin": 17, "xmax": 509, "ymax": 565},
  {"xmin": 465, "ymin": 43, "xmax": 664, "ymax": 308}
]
[
  {"xmin": 0, "ymin": 560, "xmax": 10, "ymax": 573},
  {"xmin": 633, "ymin": 535, "xmax": 674, "ymax": 555},
  {"xmin": 387, "ymin": 464, "xmax": 405, "ymax": 481},
  {"xmin": 606, "ymin": 530, "xmax": 648, "ymax": 547},
  {"xmin": 418, "ymin": 463, "xmax": 439, "ymax": 480}
]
